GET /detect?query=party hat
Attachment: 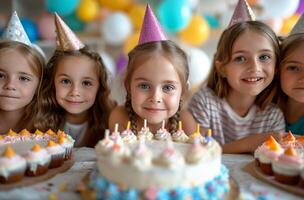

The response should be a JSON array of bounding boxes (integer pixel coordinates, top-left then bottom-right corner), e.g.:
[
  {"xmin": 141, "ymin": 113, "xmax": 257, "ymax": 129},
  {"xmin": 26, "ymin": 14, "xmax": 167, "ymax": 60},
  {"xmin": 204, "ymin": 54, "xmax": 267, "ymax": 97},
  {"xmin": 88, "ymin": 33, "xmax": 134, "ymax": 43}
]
[
  {"xmin": 228, "ymin": 0, "xmax": 255, "ymax": 28},
  {"xmin": 289, "ymin": 14, "xmax": 304, "ymax": 35},
  {"xmin": 2, "ymin": 11, "xmax": 31, "ymax": 46},
  {"xmin": 54, "ymin": 13, "xmax": 84, "ymax": 51},
  {"xmin": 138, "ymin": 4, "xmax": 166, "ymax": 45}
]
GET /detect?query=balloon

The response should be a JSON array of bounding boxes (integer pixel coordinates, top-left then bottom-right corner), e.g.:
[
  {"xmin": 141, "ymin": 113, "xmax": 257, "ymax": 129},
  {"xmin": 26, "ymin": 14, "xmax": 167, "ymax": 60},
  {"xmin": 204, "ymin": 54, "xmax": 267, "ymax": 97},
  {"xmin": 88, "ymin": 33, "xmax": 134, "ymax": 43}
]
[
  {"xmin": 99, "ymin": 51, "xmax": 116, "ymax": 78},
  {"xmin": 64, "ymin": 13, "xmax": 85, "ymax": 32},
  {"xmin": 76, "ymin": 0, "xmax": 99, "ymax": 22},
  {"xmin": 95, "ymin": 7, "xmax": 111, "ymax": 22},
  {"xmin": 280, "ymin": 14, "xmax": 300, "ymax": 35},
  {"xmin": 296, "ymin": 0, "xmax": 304, "ymax": 14},
  {"xmin": 21, "ymin": 18, "xmax": 39, "ymax": 42},
  {"xmin": 186, "ymin": 47, "xmax": 211, "ymax": 87},
  {"xmin": 37, "ymin": 13, "xmax": 56, "ymax": 41},
  {"xmin": 123, "ymin": 31, "xmax": 140, "ymax": 54},
  {"xmin": 116, "ymin": 54, "xmax": 128, "ymax": 74},
  {"xmin": 45, "ymin": 0, "xmax": 80, "ymax": 16},
  {"xmin": 204, "ymin": 15, "xmax": 220, "ymax": 29},
  {"xmin": 98, "ymin": 0, "xmax": 132, "ymax": 11},
  {"xmin": 260, "ymin": 0, "xmax": 299, "ymax": 19},
  {"xmin": 158, "ymin": 0, "xmax": 192, "ymax": 33},
  {"xmin": 263, "ymin": 18, "xmax": 283, "ymax": 34},
  {"xmin": 101, "ymin": 12, "xmax": 132, "ymax": 45},
  {"xmin": 128, "ymin": 4, "xmax": 145, "ymax": 30},
  {"xmin": 179, "ymin": 15, "xmax": 210, "ymax": 46}
]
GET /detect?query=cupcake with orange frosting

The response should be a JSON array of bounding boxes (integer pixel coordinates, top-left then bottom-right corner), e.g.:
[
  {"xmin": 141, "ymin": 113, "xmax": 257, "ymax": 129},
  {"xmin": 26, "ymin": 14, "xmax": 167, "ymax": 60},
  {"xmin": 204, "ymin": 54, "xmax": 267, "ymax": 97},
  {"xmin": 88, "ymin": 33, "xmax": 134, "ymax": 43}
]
[
  {"xmin": 32, "ymin": 129, "xmax": 45, "ymax": 140},
  {"xmin": 257, "ymin": 136, "xmax": 283, "ymax": 175},
  {"xmin": 254, "ymin": 137, "xmax": 272, "ymax": 167},
  {"xmin": 24, "ymin": 144, "xmax": 51, "ymax": 176},
  {"xmin": 45, "ymin": 129, "xmax": 57, "ymax": 140},
  {"xmin": 0, "ymin": 146, "xmax": 26, "ymax": 183},
  {"xmin": 281, "ymin": 131, "xmax": 296, "ymax": 148},
  {"xmin": 0, "ymin": 135, "xmax": 4, "ymax": 145},
  {"xmin": 172, "ymin": 121, "xmax": 189, "ymax": 143},
  {"xmin": 272, "ymin": 147, "xmax": 304, "ymax": 185},
  {"xmin": 4, "ymin": 129, "xmax": 20, "ymax": 143},
  {"xmin": 19, "ymin": 129, "xmax": 32, "ymax": 141},
  {"xmin": 58, "ymin": 135, "xmax": 74, "ymax": 160},
  {"xmin": 45, "ymin": 140, "xmax": 65, "ymax": 168}
]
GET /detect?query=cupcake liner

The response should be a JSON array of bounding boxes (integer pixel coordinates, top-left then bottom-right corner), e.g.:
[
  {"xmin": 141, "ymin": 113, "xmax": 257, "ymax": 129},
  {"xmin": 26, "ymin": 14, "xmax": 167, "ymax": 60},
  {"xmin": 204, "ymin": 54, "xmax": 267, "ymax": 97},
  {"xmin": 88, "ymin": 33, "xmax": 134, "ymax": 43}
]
[
  {"xmin": 64, "ymin": 147, "xmax": 73, "ymax": 160},
  {"xmin": 26, "ymin": 159, "xmax": 51, "ymax": 176},
  {"xmin": 49, "ymin": 152, "xmax": 65, "ymax": 168},
  {"xmin": 0, "ymin": 167, "xmax": 26, "ymax": 184}
]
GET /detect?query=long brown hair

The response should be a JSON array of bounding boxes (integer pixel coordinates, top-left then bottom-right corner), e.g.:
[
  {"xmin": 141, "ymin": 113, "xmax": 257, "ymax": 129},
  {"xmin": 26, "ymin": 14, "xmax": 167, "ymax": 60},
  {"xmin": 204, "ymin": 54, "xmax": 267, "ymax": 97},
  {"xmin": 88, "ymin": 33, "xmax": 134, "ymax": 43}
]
[
  {"xmin": 34, "ymin": 47, "xmax": 113, "ymax": 147},
  {"xmin": 207, "ymin": 21, "xmax": 280, "ymax": 109},
  {"xmin": 0, "ymin": 41, "xmax": 45, "ymax": 132},
  {"xmin": 124, "ymin": 40, "xmax": 189, "ymax": 134}
]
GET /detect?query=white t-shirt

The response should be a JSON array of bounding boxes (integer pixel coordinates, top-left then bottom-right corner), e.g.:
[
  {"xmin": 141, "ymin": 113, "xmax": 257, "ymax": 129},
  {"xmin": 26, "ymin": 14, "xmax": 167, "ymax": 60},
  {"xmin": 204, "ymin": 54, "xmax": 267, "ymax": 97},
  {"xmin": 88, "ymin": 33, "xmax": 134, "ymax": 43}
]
[
  {"xmin": 63, "ymin": 121, "xmax": 88, "ymax": 146},
  {"xmin": 188, "ymin": 87, "xmax": 286, "ymax": 144}
]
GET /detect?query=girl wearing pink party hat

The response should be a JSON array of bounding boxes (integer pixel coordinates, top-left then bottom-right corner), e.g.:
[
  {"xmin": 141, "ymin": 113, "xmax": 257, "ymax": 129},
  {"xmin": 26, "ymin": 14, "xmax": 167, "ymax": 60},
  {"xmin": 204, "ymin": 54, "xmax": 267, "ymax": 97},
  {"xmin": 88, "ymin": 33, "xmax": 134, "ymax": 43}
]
[
  {"xmin": 35, "ymin": 14, "xmax": 114, "ymax": 147},
  {"xmin": 109, "ymin": 4, "xmax": 196, "ymax": 135},
  {"xmin": 188, "ymin": 0, "xmax": 285, "ymax": 153},
  {"xmin": 0, "ymin": 11, "xmax": 45, "ymax": 134}
]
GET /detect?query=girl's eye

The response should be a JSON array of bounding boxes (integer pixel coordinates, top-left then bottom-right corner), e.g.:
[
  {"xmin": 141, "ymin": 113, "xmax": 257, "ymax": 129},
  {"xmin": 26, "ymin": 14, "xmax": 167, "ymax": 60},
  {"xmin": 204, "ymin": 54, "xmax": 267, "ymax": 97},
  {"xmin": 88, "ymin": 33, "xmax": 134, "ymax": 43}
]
[
  {"xmin": 138, "ymin": 83, "xmax": 150, "ymax": 91},
  {"xmin": 286, "ymin": 65, "xmax": 300, "ymax": 72},
  {"xmin": 82, "ymin": 80, "xmax": 92, "ymax": 87},
  {"xmin": 19, "ymin": 76, "xmax": 31, "ymax": 82},
  {"xmin": 259, "ymin": 54, "xmax": 271, "ymax": 61},
  {"xmin": 0, "ymin": 73, "xmax": 6, "ymax": 80},
  {"xmin": 234, "ymin": 56, "xmax": 246, "ymax": 63},
  {"xmin": 60, "ymin": 79, "xmax": 71, "ymax": 85},
  {"xmin": 162, "ymin": 84, "xmax": 175, "ymax": 93}
]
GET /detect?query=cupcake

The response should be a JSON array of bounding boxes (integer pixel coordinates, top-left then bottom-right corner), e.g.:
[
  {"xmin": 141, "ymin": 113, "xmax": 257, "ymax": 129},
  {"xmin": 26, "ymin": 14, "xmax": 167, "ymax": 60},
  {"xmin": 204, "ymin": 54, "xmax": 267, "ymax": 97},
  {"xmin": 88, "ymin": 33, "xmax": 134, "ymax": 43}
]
[
  {"xmin": 24, "ymin": 144, "xmax": 51, "ymax": 176},
  {"xmin": 0, "ymin": 146, "xmax": 26, "ymax": 183},
  {"xmin": 258, "ymin": 136, "xmax": 283, "ymax": 175},
  {"xmin": 45, "ymin": 129, "xmax": 57, "ymax": 140},
  {"xmin": 272, "ymin": 147, "xmax": 303, "ymax": 185},
  {"xmin": 45, "ymin": 140, "xmax": 65, "ymax": 168},
  {"xmin": 254, "ymin": 137, "xmax": 272, "ymax": 167},
  {"xmin": 137, "ymin": 119, "xmax": 153, "ymax": 141},
  {"xmin": 19, "ymin": 129, "xmax": 32, "ymax": 141},
  {"xmin": 121, "ymin": 121, "xmax": 137, "ymax": 143},
  {"xmin": 58, "ymin": 135, "xmax": 74, "ymax": 160},
  {"xmin": 300, "ymin": 168, "xmax": 304, "ymax": 189},
  {"xmin": 129, "ymin": 139, "xmax": 152, "ymax": 170},
  {"xmin": 0, "ymin": 135, "xmax": 4, "ymax": 145},
  {"xmin": 281, "ymin": 131, "xmax": 296, "ymax": 148},
  {"xmin": 154, "ymin": 140, "xmax": 184, "ymax": 168},
  {"xmin": 4, "ymin": 129, "xmax": 20, "ymax": 143},
  {"xmin": 155, "ymin": 120, "xmax": 171, "ymax": 141},
  {"xmin": 32, "ymin": 129, "xmax": 45, "ymax": 140},
  {"xmin": 172, "ymin": 121, "xmax": 189, "ymax": 143}
]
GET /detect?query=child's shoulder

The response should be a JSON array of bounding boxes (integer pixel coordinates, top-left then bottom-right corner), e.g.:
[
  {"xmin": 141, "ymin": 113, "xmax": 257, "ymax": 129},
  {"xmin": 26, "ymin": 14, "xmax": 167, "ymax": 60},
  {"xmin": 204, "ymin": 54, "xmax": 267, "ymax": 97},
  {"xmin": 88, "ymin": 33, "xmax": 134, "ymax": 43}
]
[{"xmin": 109, "ymin": 105, "xmax": 129, "ymax": 131}]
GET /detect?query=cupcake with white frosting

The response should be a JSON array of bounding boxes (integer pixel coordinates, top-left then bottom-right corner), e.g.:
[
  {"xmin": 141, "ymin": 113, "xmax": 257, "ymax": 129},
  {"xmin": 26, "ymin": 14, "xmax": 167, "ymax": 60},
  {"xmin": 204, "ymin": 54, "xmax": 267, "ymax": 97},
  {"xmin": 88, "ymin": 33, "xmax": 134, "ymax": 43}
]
[
  {"xmin": 121, "ymin": 121, "xmax": 137, "ymax": 143},
  {"xmin": 155, "ymin": 120, "xmax": 171, "ymax": 141},
  {"xmin": 137, "ymin": 119, "xmax": 153, "ymax": 141},
  {"xmin": 129, "ymin": 139, "xmax": 152, "ymax": 170},
  {"xmin": 172, "ymin": 121, "xmax": 189, "ymax": 143},
  {"xmin": 46, "ymin": 140, "xmax": 65, "ymax": 168},
  {"xmin": 154, "ymin": 140, "xmax": 184, "ymax": 168}
]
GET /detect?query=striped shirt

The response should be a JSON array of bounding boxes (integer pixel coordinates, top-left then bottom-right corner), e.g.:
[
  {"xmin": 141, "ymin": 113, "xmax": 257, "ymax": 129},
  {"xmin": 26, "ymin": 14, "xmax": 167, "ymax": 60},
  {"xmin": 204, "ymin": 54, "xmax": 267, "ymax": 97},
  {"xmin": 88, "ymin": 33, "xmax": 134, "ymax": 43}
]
[{"xmin": 188, "ymin": 87, "xmax": 285, "ymax": 144}]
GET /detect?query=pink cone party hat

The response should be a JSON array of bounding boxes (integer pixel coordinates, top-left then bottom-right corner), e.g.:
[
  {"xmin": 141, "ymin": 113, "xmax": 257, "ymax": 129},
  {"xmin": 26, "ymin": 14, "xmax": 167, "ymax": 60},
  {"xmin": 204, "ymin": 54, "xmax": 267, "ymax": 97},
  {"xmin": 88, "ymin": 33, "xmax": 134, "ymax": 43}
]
[
  {"xmin": 290, "ymin": 14, "xmax": 304, "ymax": 35},
  {"xmin": 3, "ymin": 11, "xmax": 31, "ymax": 46},
  {"xmin": 228, "ymin": 0, "xmax": 255, "ymax": 28},
  {"xmin": 54, "ymin": 13, "xmax": 84, "ymax": 51},
  {"xmin": 138, "ymin": 4, "xmax": 166, "ymax": 45}
]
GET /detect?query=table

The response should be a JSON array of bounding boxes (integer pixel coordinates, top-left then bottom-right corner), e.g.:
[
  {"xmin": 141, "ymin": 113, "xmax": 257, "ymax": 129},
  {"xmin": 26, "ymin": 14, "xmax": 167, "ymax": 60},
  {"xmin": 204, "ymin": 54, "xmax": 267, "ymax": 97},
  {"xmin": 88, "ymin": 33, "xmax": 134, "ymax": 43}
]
[{"xmin": 0, "ymin": 148, "xmax": 302, "ymax": 200}]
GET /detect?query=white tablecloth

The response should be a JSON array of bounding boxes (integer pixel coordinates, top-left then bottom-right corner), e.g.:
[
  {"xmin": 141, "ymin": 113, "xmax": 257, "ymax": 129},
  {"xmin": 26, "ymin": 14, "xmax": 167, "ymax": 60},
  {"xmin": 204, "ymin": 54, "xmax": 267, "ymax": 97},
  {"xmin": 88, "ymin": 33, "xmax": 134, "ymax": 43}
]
[{"xmin": 0, "ymin": 148, "xmax": 302, "ymax": 200}]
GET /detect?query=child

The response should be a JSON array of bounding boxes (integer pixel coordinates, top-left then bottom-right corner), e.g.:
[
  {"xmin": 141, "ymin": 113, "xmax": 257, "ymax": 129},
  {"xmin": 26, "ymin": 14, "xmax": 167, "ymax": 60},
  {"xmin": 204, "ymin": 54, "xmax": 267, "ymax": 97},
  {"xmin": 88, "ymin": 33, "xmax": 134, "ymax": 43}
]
[
  {"xmin": 109, "ymin": 5, "xmax": 196, "ymax": 134},
  {"xmin": 34, "ymin": 14, "xmax": 113, "ymax": 147},
  {"xmin": 0, "ymin": 12, "xmax": 44, "ymax": 133},
  {"xmin": 187, "ymin": 0, "xmax": 285, "ymax": 153},
  {"xmin": 278, "ymin": 14, "xmax": 304, "ymax": 136}
]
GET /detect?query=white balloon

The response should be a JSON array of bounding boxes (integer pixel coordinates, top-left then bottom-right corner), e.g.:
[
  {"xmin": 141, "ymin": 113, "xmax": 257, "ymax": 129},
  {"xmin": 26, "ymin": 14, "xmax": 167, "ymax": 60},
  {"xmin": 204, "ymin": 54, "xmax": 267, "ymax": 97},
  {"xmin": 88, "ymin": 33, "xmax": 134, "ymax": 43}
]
[
  {"xmin": 101, "ymin": 12, "xmax": 132, "ymax": 46},
  {"xmin": 259, "ymin": 0, "xmax": 299, "ymax": 19},
  {"xmin": 187, "ymin": 47, "xmax": 211, "ymax": 86},
  {"xmin": 99, "ymin": 51, "xmax": 116, "ymax": 79}
]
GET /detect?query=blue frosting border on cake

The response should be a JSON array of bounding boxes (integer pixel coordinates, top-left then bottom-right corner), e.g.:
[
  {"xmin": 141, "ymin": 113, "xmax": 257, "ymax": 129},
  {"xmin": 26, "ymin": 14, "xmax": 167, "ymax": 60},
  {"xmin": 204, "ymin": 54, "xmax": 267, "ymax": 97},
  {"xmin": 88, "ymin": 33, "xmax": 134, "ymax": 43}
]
[{"xmin": 89, "ymin": 164, "xmax": 230, "ymax": 200}]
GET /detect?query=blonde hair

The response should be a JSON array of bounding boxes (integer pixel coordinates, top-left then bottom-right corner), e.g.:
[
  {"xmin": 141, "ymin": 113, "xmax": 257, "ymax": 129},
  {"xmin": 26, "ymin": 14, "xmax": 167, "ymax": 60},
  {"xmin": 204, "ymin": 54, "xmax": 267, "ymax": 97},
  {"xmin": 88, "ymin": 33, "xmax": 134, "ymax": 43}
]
[
  {"xmin": 207, "ymin": 21, "xmax": 280, "ymax": 109},
  {"xmin": 35, "ymin": 47, "xmax": 114, "ymax": 147},
  {"xmin": 124, "ymin": 40, "xmax": 189, "ymax": 133},
  {"xmin": 0, "ymin": 41, "xmax": 45, "ymax": 132}
]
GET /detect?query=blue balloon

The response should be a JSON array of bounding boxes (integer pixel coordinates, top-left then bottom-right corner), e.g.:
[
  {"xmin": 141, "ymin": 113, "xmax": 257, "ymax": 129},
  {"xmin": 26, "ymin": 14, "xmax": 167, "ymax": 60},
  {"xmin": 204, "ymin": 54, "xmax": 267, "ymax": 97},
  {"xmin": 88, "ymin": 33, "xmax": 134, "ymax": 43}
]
[
  {"xmin": 20, "ymin": 18, "xmax": 39, "ymax": 42},
  {"xmin": 64, "ymin": 13, "xmax": 85, "ymax": 32},
  {"xmin": 158, "ymin": 0, "xmax": 192, "ymax": 33},
  {"xmin": 45, "ymin": 0, "xmax": 80, "ymax": 16},
  {"xmin": 204, "ymin": 15, "xmax": 220, "ymax": 29}
]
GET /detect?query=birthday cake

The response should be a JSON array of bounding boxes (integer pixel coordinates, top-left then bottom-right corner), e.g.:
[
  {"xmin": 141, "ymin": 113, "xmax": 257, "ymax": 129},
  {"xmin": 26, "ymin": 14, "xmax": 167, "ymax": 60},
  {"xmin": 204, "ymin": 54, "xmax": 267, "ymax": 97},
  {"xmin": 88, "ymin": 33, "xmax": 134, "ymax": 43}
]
[
  {"xmin": 88, "ymin": 123, "xmax": 230, "ymax": 200},
  {"xmin": 0, "ymin": 129, "xmax": 74, "ymax": 183}
]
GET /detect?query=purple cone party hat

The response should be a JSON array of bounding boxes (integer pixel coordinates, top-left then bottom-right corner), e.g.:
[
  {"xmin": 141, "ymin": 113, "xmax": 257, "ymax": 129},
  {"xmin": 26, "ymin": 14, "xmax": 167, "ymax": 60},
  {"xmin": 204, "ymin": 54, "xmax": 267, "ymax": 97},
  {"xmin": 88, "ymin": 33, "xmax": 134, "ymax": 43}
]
[
  {"xmin": 138, "ymin": 4, "xmax": 166, "ymax": 45},
  {"xmin": 54, "ymin": 13, "xmax": 84, "ymax": 51},
  {"xmin": 228, "ymin": 0, "xmax": 255, "ymax": 28},
  {"xmin": 3, "ymin": 11, "xmax": 31, "ymax": 46},
  {"xmin": 289, "ymin": 14, "xmax": 304, "ymax": 35}
]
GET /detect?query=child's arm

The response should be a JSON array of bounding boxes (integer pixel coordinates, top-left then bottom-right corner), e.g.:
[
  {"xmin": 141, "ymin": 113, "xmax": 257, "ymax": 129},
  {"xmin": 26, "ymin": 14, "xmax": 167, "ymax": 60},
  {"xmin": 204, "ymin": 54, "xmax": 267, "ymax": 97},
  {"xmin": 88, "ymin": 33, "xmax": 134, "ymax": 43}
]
[
  {"xmin": 180, "ymin": 110, "xmax": 197, "ymax": 135},
  {"xmin": 108, "ymin": 106, "xmax": 129, "ymax": 132},
  {"xmin": 222, "ymin": 132, "xmax": 282, "ymax": 154}
]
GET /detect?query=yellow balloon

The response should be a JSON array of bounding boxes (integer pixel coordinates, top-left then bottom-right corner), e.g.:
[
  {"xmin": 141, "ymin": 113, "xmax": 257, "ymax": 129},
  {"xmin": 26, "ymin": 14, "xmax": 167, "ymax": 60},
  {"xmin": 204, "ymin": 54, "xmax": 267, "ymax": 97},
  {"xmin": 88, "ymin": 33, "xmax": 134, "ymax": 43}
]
[
  {"xmin": 179, "ymin": 15, "xmax": 210, "ymax": 46},
  {"xmin": 128, "ymin": 4, "xmax": 145, "ymax": 29},
  {"xmin": 123, "ymin": 31, "xmax": 140, "ymax": 54},
  {"xmin": 280, "ymin": 14, "xmax": 300, "ymax": 35},
  {"xmin": 76, "ymin": 0, "xmax": 99, "ymax": 22},
  {"xmin": 99, "ymin": 0, "xmax": 132, "ymax": 11}
]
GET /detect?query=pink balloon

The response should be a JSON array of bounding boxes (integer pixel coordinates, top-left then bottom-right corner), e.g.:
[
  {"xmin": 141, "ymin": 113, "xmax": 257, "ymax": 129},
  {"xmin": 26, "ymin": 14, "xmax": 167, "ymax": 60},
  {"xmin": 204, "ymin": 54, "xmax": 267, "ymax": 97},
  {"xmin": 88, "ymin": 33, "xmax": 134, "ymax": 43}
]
[{"xmin": 37, "ymin": 13, "xmax": 56, "ymax": 41}]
